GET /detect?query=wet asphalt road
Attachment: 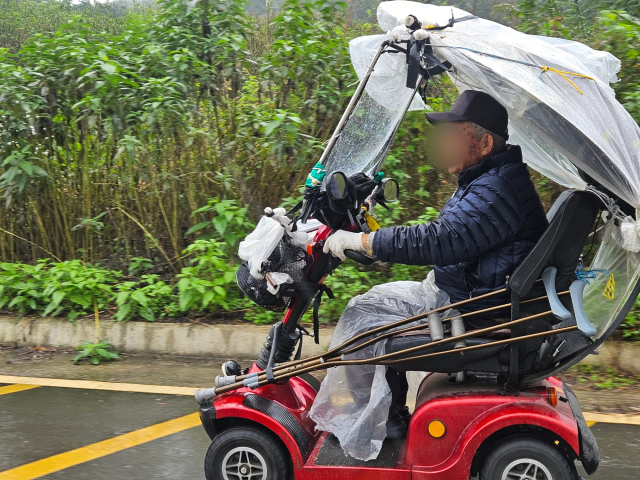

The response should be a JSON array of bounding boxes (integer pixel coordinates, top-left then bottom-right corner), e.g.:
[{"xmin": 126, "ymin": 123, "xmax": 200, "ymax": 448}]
[{"xmin": 0, "ymin": 385, "xmax": 638, "ymax": 480}]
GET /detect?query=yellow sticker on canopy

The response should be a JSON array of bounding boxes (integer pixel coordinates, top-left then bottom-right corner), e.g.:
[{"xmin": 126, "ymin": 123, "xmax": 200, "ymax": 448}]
[{"xmin": 603, "ymin": 272, "xmax": 615, "ymax": 300}]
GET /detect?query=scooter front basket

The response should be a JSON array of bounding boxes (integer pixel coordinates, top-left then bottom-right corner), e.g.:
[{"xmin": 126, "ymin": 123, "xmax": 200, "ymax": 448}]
[{"xmin": 236, "ymin": 234, "xmax": 311, "ymax": 312}]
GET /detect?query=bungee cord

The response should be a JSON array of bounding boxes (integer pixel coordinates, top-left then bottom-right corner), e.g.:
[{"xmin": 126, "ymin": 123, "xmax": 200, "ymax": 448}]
[{"xmin": 429, "ymin": 44, "xmax": 596, "ymax": 95}]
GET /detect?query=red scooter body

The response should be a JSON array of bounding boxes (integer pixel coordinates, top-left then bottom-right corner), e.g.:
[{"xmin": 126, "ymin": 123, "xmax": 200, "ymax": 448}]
[
  {"xmin": 198, "ymin": 220, "xmax": 593, "ymax": 479},
  {"xmin": 200, "ymin": 369, "xmax": 582, "ymax": 479}
]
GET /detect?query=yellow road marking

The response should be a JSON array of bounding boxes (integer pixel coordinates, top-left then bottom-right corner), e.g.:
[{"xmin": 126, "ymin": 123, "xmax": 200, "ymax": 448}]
[
  {"xmin": 586, "ymin": 421, "xmax": 597, "ymax": 427},
  {"xmin": 0, "ymin": 413, "xmax": 201, "ymax": 480},
  {"xmin": 4, "ymin": 376, "xmax": 640, "ymax": 427},
  {"xmin": 583, "ymin": 412, "xmax": 640, "ymax": 426},
  {"xmin": 0, "ymin": 384, "xmax": 40, "ymax": 396},
  {"xmin": 0, "ymin": 375, "xmax": 194, "ymax": 396}
]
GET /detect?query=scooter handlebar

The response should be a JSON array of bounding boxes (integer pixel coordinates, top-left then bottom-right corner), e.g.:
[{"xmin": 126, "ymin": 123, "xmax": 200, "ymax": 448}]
[{"xmin": 344, "ymin": 249, "xmax": 377, "ymax": 266}]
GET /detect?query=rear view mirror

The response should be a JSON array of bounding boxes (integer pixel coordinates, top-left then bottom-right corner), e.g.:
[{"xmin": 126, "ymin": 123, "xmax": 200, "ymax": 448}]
[
  {"xmin": 381, "ymin": 178, "xmax": 399, "ymax": 202},
  {"xmin": 327, "ymin": 171, "xmax": 348, "ymax": 201}
]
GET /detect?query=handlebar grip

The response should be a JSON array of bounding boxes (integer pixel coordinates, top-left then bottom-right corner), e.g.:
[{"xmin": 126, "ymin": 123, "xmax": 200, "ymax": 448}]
[{"xmin": 344, "ymin": 249, "xmax": 377, "ymax": 266}]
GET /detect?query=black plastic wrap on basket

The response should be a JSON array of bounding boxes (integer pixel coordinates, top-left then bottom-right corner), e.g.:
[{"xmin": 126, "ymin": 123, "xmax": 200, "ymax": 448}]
[{"xmin": 236, "ymin": 234, "xmax": 311, "ymax": 311}]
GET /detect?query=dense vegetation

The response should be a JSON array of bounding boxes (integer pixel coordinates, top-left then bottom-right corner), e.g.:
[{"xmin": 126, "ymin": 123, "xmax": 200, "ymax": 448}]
[{"xmin": 0, "ymin": 0, "xmax": 639, "ymax": 333}]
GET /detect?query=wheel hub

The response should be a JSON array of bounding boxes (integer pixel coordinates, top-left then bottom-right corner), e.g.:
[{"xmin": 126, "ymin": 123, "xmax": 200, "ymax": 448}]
[
  {"xmin": 502, "ymin": 458, "xmax": 553, "ymax": 480},
  {"xmin": 222, "ymin": 446, "xmax": 267, "ymax": 480}
]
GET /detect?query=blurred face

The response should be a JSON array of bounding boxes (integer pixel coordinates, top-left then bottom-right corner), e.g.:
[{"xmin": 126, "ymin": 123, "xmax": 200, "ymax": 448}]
[{"xmin": 426, "ymin": 122, "xmax": 495, "ymax": 175}]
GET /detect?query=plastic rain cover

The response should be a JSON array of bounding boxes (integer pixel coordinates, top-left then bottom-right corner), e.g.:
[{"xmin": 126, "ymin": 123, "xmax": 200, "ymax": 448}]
[
  {"xmin": 376, "ymin": 1, "xmax": 640, "ymax": 202},
  {"xmin": 309, "ymin": 271, "xmax": 456, "ymax": 460},
  {"xmin": 372, "ymin": 2, "xmax": 640, "ymax": 343},
  {"xmin": 321, "ymin": 34, "xmax": 425, "ymax": 179},
  {"xmin": 582, "ymin": 220, "xmax": 640, "ymax": 337},
  {"xmin": 310, "ymin": 1, "xmax": 640, "ymax": 459}
]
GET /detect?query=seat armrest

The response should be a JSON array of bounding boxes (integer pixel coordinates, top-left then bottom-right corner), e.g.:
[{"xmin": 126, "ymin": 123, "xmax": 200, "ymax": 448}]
[
  {"xmin": 542, "ymin": 266, "xmax": 571, "ymax": 321},
  {"xmin": 569, "ymin": 280, "xmax": 597, "ymax": 337}
]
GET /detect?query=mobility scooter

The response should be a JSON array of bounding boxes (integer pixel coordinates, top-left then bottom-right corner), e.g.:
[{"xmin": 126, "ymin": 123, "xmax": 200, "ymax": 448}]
[{"xmin": 195, "ymin": 2, "xmax": 640, "ymax": 479}]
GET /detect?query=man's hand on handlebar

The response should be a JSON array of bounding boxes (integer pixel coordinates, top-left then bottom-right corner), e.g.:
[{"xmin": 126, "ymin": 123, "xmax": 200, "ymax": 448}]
[{"xmin": 323, "ymin": 230, "xmax": 375, "ymax": 261}]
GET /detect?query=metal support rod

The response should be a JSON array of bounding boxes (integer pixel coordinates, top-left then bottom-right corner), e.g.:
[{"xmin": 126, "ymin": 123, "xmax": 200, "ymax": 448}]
[
  {"xmin": 212, "ymin": 308, "xmax": 557, "ymax": 395},
  {"xmin": 232, "ymin": 291, "xmax": 556, "ymax": 381},
  {"xmin": 202, "ymin": 326, "xmax": 578, "ymax": 399},
  {"xmin": 232, "ymin": 286, "xmax": 556, "ymax": 384},
  {"xmin": 380, "ymin": 326, "xmax": 578, "ymax": 366},
  {"xmin": 509, "ymin": 290, "xmax": 521, "ymax": 388},
  {"xmin": 336, "ymin": 292, "xmax": 565, "ymax": 357},
  {"xmin": 231, "ymin": 286, "xmax": 510, "ymax": 383}
]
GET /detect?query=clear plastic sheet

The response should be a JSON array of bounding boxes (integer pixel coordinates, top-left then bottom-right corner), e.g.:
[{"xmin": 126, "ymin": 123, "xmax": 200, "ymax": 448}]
[
  {"xmin": 350, "ymin": 34, "xmax": 425, "ymax": 113},
  {"xmin": 371, "ymin": 1, "xmax": 640, "ymax": 343},
  {"xmin": 321, "ymin": 35, "xmax": 424, "ymax": 179},
  {"xmin": 238, "ymin": 208, "xmax": 312, "ymax": 280},
  {"xmin": 584, "ymin": 222, "xmax": 640, "ymax": 337},
  {"xmin": 309, "ymin": 271, "xmax": 456, "ymax": 460},
  {"xmin": 620, "ymin": 216, "xmax": 640, "ymax": 253},
  {"xmin": 238, "ymin": 216, "xmax": 285, "ymax": 280},
  {"xmin": 375, "ymin": 1, "xmax": 640, "ymax": 207}
]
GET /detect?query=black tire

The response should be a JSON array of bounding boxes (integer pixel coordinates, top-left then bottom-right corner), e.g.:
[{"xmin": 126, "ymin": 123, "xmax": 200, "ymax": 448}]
[
  {"xmin": 204, "ymin": 426, "xmax": 290, "ymax": 480},
  {"xmin": 480, "ymin": 437, "xmax": 577, "ymax": 480}
]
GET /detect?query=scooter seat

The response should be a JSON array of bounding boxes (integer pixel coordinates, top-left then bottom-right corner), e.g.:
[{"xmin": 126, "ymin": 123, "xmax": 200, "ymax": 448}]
[{"xmin": 384, "ymin": 333, "xmax": 504, "ymax": 373}]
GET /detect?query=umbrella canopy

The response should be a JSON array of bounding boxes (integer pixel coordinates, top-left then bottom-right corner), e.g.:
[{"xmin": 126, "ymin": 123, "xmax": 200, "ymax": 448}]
[
  {"xmin": 336, "ymin": 3, "xmax": 640, "ymax": 344},
  {"xmin": 360, "ymin": 1, "xmax": 640, "ymax": 211}
]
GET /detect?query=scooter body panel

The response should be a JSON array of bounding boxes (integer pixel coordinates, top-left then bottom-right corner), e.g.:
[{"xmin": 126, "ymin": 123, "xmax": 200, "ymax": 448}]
[
  {"xmin": 404, "ymin": 373, "xmax": 579, "ymax": 479},
  {"xmin": 203, "ymin": 366, "xmax": 321, "ymax": 470},
  {"xmin": 204, "ymin": 372, "xmax": 581, "ymax": 480}
]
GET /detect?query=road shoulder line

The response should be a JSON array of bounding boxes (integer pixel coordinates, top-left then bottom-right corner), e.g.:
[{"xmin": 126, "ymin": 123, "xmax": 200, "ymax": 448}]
[
  {"xmin": 583, "ymin": 412, "xmax": 640, "ymax": 426},
  {"xmin": 0, "ymin": 375, "xmax": 194, "ymax": 396},
  {"xmin": 0, "ymin": 384, "xmax": 40, "ymax": 396},
  {"xmin": 0, "ymin": 413, "xmax": 201, "ymax": 480},
  {"xmin": 4, "ymin": 374, "xmax": 640, "ymax": 427}
]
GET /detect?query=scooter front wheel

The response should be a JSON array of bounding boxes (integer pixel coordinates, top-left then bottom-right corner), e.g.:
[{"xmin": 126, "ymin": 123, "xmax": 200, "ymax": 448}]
[
  {"xmin": 480, "ymin": 437, "xmax": 578, "ymax": 480},
  {"xmin": 204, "ymin": 426, "xmax": 290, "ymax": 480}
]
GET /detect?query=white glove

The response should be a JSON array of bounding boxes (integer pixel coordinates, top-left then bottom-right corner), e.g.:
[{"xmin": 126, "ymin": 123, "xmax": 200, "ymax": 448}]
[{"xmin": 323, "ymin": 230, "xmax": 364, "ymax": 261}]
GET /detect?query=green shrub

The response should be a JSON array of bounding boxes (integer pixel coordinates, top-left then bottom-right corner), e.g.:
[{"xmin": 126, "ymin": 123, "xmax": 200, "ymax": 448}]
[
  {"xmin": 114, "ymin": 275, "xmax": 176, "ymax": 322},
  {"xmin": 0, "ymin": 260, "xmax": 49, "ymax": 315},
  {"xmin": 41, "ymin": 260, "xmax": 120, "ymax": 320},
  {"xmin": 0, "ymin": 259, "xmax": 119, "ymax": 320},
  {"xmin": 73, "ymin": 340, "xmax": 120, "ymax": 365},
  {"xmin": 175, "ymin": 240, "xmax": 239, "ymax": 313}
]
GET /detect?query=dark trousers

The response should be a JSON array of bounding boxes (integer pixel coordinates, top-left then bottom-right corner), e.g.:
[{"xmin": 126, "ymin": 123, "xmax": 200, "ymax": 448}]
[{"xmin": 385, "ymin": 367, "xmax": 408, "ymax": 410}]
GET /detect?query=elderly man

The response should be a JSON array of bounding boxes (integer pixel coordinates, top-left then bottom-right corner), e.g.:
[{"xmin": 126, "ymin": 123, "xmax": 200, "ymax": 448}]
[{"xmin": 317, "ymin": 90, "xmax": 549, "ymax": 448}]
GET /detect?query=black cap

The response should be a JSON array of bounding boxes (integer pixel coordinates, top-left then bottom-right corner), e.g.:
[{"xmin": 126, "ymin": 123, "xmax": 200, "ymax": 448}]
[{"xmin": 425, "ymin": 90, "xmax": 509, "ymax": 140}]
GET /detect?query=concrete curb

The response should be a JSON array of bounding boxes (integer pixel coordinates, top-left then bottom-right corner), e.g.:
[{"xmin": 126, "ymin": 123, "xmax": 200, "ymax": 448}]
[
  {"xmin": 2, "ymin": 315, "xmax": 640, "ymax": 374},
  {"xmin": 0, "ymin": 315, "xmax": 334, "ymax": 358},
  {"xmin": 580, "ymin": 341, "xmax": 640, "ymax": 376}
]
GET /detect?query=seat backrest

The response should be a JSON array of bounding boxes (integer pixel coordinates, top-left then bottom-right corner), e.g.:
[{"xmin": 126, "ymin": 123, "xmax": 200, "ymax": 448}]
[{"xmin": 510, "ymin": 190, "xmax": 601, "ymax": 297}]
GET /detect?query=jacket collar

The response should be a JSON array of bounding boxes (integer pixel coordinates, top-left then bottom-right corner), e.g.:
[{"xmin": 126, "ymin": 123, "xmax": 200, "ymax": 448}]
[{"xmin": 457, "ymin": 144, "xmax": 522, "ymax": 187}]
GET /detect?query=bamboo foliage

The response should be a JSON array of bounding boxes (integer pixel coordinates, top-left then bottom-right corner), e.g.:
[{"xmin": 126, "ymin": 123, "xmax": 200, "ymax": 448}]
[{"xmin": 0, "ymin": 0, "xmax": 358, "ymax": 268}]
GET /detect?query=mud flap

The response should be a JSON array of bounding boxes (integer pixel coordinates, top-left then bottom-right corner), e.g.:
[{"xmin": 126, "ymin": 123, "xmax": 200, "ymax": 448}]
[{"xmin": 563, "ymin": 382, "xmax": 599, "ymax": 475}]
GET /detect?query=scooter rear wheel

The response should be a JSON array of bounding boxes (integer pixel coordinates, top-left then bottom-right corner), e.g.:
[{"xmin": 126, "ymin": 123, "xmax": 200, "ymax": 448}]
[
  {"xmin": 480, "ymin": 437, "xmax": 577, "ymax": 480},
  {"xmin": 204, "ymin": 426, "xmax": 290, "ymax": 480}
]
